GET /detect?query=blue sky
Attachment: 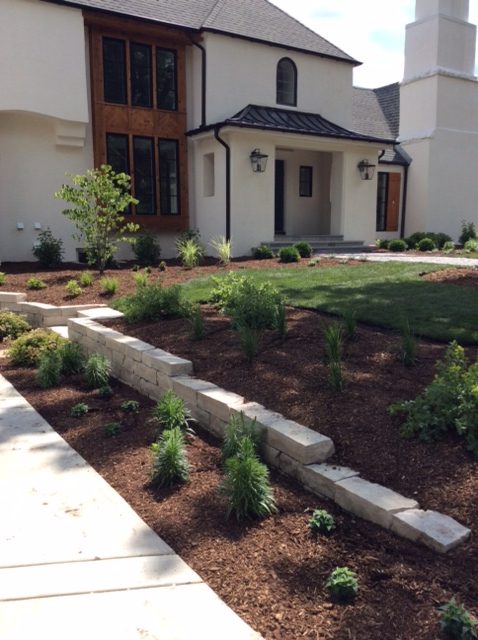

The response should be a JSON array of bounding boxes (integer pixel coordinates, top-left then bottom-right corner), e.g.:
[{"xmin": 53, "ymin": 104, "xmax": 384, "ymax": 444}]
[{"xmin": 270, "ymin": 1, "xmax": 478, "ymax": 88}]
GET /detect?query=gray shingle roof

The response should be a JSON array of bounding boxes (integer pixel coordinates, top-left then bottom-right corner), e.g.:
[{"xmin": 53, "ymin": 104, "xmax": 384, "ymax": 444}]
[
  {"xmin": 43, "ymin": 0, "xmax": 358, "ymax": 63},
  {"xmin": 188, "ymin": 104, "xmax": 396, "ymax": 145}
]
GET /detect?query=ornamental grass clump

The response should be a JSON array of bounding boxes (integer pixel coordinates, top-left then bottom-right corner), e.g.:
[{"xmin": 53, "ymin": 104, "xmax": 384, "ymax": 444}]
[
  {"xmin": 210, "ymin": 236, "xmax": 232, "ymax": 266},
  {"xmin": 325, "ymin": 567, "xmax": 359, "ymax": 603},
  {"xmin": 8, "ymin": 329, "xmax": 66, "ymax": 367},
  {"xmin": 341, "ymin": 308, "xmax": 357, "ymax": 341},
  {"xmin": 222, "ymin": 413, "xmax": 262, "ymax": 462},
  {"xmin": 113, "ymin": 283, "xmax": 187, "ymax": 324},
  {"xmin": 133, "ymin": 271, "xmax": 149, "ymax": 289},
  {"xmin": 176, "ymin": 236, "xmax": 204, "ymax": 269},
  {"xmin": 151, "ymin": 390, "xmax": 192, "ymax": 434},
  {"xmin": 188, "ymin": 303, "xmax": 205, "ymax": 341},
  {"xmin": 323, "ymin": 322, "xmax": 345, "ymax": 392},
  {"xmin": 84, "ymin": 353, "xmax": 111, "ymax": 389},
  {"xmin": 100, "ymin": 277, "xmax": 118, "ymax": 296},
  {"xmin": 36, "ymin": 350, "xmax": 62, "ymax": 389},
  {"xmin": 220, "ymin": 436, "xmax": 277, "ymax": 521},
  {"xmin": 59, "ymin": 341, "xmax": 85, "ymax": 375},
  {"xmin": 439, "ymin": 598, "xmax": 478, "ymax": 640},
  {"xmin": 308, "ymin": 509, "xmax": 335, "ymax": 535},
  {"xmin": 151, "ymin": 427, "xmax": 190, "ymax": 488},
  {"xmin": 79, "ymin": 271, "xmax": 93, "ymax": 287},
  {"xmin": 65, "ymin": 279, "xmax": 82, "ymax": 298},
  {"xmin": 0, "ymin": 312, "xmax": 31, "ymax": 342}
]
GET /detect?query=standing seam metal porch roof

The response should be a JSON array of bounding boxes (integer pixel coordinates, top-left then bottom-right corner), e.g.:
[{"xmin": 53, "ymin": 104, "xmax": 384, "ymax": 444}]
[{"xmin": 187, "ymin": 104, "xmax": 396, "ymax": 145}]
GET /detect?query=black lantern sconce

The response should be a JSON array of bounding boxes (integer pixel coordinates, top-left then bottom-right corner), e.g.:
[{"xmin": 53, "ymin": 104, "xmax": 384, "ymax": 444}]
[
  {"xmin": 250, "ymin": 148, "xmax": 269, "ymax": 173},
  {"xmin": 357, "ymin": 159, "xmax": 376, "ymax": 181}
]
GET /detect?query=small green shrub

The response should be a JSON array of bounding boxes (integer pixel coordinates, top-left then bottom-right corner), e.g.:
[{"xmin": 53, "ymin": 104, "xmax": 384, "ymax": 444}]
[
  {"xmin": 439, "ymin": 598, "xmax": 477, "ymax": 640},
  {"xmin": 97, "ymin": 384, "xmax": 113, "ymax": 399},
  {"xmin": 443, "ymin": 240, "xmax": 455, "ymax": 254},
  {"xmin": 79, "ymin": 271, "xmax": 93, "ymax": 287},
  {"xmin": 121, "ymin": 399, "xmax": 140, "ymax": 413},
  {"xmin": 59, "ymin": 341, "xmax": 85, "ymax": 375},
  {"xmin": 341, "ymin": 308, "xmax": 357, "ymax": 341},
  {"xmin": 70, "ymin": 402, "xmax": 89, "ymax": 418},
  {"xmin": 405, "ymin": 232, "xmax": 428, "ymax": 249},
  {"xmin": 36, "ymin": 350, "xmax": 62, "ymax": 388},
  {"xmin": 26, "ymin": 277, "xmax": 47, "ymax": 290},
  {"xmin": 222, "ymin": 413, "xmax": 262, "ymax": 461},
  {"xmin": 294, "ymin": 241, "xmax": 313, "ymax": 258},
  {"xmin": 388, "ymin": 239, "xmax": 407, "ymax": 252},
  {"xmin": 65, "ymin": 279, "xmax": 82, "ymax": 298},
  {"xmin": 100, "ymin": 277, "xmax": 118, "ymax": 296},
  {"xmin": 133, "ymin": 232, "xmax": 161, "ymax": 266},
  {"xmin": 417, "ymin": 237, "xmax": 436, "ymax": 252},
  {"xmin": 400, "ymin": 321, "xmax": 417, "ymax": 367},
  {"xmin": 464, "ymin": 239, "xmax": 478, "ymax": 253},
  {"xmin": 32, "ymin": 228, "xmax": 64, "ymax": 267},
  {"xmin": 176, "ymin": 236, "xmax": 204, "ymax": 269},
  {"xmin": 325, "ymin": 567, "xmax": 359, "ymax": 603},
  {"xmin": 308, "ymin": 509, "xmax": 335, "ymax": 535},
  {"xmin": 210, "ymin": 236, "xmax": 232, "ymax": 266},
  {"xmin": 0, "ymin": 312, "xmax": 31, "ymax": 341},
  {"xmin": 84, "ymin": 353, "xmax": 111, "ymax": 389},
  {"xmin": 431, "ymin": 232, "xmax": 452, "ymax": 249},
  {"xmin": 104, "ymin": 422, "xmax": 122, "ymax": 437},
  {"xmin": 322, "ymin": 322, "xmax": 343, "ymax": 363},
  {"xmin": 113, "ymin": 283, "xmax": 187, "ymax": 324},
  {"xmin": 151, "ymin": 426, "xmax": 190, "ymax": 487},
  {"xmin": 278, "ymin": 246, "xmax": 301, "ymax": 263},
  {"xmin": 459, "ymin": 221, "xmax": 477, "ymax": 245},
  {"xmin": 188, "ymin": 303, "xmax": 205, "ymax": 341},
  {"xmin": 253, "ymin": 244, "xmax": 274, "ymax": 260},
  {"xmin": 133, "ymin": 271, "xmax": 149, "ymax": 288},
  {"xmin": 0, "ymin": 272, "xmax": 6, "ymax": 286},
  {"xmin": 158, "ymin": 260, "xmax": 167, "ymax": 271},
  {"xmin": 152, "ymin": 390, "xmax": 191, "ymax": 434},
  {"xmin": 8, "ymin": 329, "xmax": 66, "ymax": 367},
  {"xmin": 376, "ymin": 238, "xmax": 390, "ymax": 249},
  {"xmin": 220, "ymin": 437, "xmax": 277, "ymax": 520}
]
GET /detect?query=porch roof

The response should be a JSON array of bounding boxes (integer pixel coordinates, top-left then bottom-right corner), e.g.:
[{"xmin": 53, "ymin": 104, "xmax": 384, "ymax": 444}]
[{"xmin": 187, "ymin": 104, "xmax": 396, "ymax": 145}]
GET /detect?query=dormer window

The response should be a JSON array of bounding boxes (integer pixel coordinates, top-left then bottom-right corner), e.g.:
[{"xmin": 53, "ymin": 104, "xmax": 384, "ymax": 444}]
[{"xmin": 276, "ymin": 58, "xmax": 297, "ymax": 106}]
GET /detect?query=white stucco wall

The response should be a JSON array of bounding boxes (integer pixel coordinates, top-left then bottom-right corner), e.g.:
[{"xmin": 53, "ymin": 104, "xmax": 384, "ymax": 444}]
[{"xmin": 201, "ymin": 33, "xmax": 353, "ymax": 129}]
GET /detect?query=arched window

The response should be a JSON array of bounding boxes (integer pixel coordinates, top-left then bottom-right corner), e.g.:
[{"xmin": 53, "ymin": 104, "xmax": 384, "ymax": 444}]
[{"xmin": 276, "ymin": 58, "xmax": 297, "ymax": 106}]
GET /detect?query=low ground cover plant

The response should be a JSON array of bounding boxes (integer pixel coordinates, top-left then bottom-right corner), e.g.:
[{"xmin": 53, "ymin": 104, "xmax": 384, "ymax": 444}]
[
  {"xmin": 97, "ymin": 384, "xmax": 113, "ymax": 399},
  {"xmin": 8, "ymin": 329, "xmax": 66, "ymax": 367},
  {"xmin": 121, "ymin": 399, "xmax": 140, "ymax": 413},
  {"xmin": 71, "ymin": 402, "xmax": 89, "ymax": 418},
  {"xmin": 279, "ymin": 246, "xmax": 301, "ymax": 263},
  {"xmin": 84, "ymin": 353, "xmax": 111, "ymax": 389},
  {"xmin": 65, "ymin": 279, "xmax": 82, "ymax": 298},
  {"xmin": 253, "ymin": 244, "xmax": 274, "ymax": 259},
  {"xmin": 152, "ymin": 390, "xmax": 192, "ymax": 434},
  {"xmin": 308, "ymin": 509, "xmax": 335, "ymax": 535},
  {"xmin": 33, "ymin": 228, "xmax": 64, "ymax": 267},
  {"xmin": 0, "ymin": 312, "xmax": 31, "ymax": 341},
  {"xmin": 26, "ymin": 277, "xmax": 47, "ymax": 290},
  {"xmin": 325, "ymin": 567, "xmax": 358, "ymax": 603},
  {"xmin": 114, "ymin": 283, "xmax": 188, "ymax": 324},
  {"xmin": 36, "ymin": 350, "xmax": 62, "ymax": 388},
  {"xmin": 133, "ymin": 232, "xmax": 161, "ymax": 266},
  {"xmin": 104, "ymin": 422, "xmax": 122, "ymax": 437},
  {"xmin": 151, "ymin": 426, "xmax": 190, "ymax": 487},
  {"xmin": 439, "ymin": 598, "xmax": 478, "ymax": 639}
]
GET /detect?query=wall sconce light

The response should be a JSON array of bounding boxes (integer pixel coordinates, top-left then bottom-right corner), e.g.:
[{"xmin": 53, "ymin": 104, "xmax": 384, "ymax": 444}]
[
  {"xmin": 357, "ymin": 159, "xmax": 376, "ymax": 181},
  {"xmin": 250, "ymin": 148, "xmax": 268, "ymax": 173}
]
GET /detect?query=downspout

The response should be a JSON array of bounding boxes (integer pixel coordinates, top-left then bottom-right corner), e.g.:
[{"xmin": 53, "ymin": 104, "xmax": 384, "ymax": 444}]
[
  {"xmin": 214, "ymin": 127, "xmax": 231, "ymax": 241},
  {"xmin": 400, "ymin": 162, "xmax": 409, "ymax": 239},
  {"xmin": 192, "ymin": 41, "xmax": 207, "ymax": 127}
]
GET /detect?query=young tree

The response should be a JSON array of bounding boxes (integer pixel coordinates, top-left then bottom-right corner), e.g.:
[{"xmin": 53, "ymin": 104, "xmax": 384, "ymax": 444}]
[{"xmin": 55, "ymin": 165, "xmax": 139, "ymax": 273}]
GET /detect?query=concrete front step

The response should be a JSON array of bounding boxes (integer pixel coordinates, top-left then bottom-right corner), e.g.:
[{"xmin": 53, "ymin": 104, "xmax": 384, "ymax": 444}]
[{"xmin": 259, "ymin": 239, "xmax": 366, "ymax": 253}]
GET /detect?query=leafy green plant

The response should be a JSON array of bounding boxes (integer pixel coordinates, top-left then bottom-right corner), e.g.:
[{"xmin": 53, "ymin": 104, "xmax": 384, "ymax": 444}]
[
  {"xmin": 65, "ymin": 279, "xmax": 82, "ymax": 298},
  {"xmin": 176, "ymin": 236, "xmax": 204, "ymax": 269},
  {"xmin": 84, "ymin": 353, "xmax": 111, "ymax": 389},
  {"xmin": 210, "ymin": 236, "xmax": 232, "ymax": 266},
  {"xmin": 97, "ymin": 384, "xmax": 114, "ymax": 399},
  {"xmin": 253, "ymin": 244, "xmax": 274, "ymax": 259},
  {"xmin": 239, "ymin": 325, "xmax": 260, "ymax": 363},
  {"xmin": 222, "ymin": 413, "xmax": 262, "ymax": 462},
  {"xmin": 220, "ymin": 437, "xmax": 277, "ymax": 520},
  {"xmin": 0, "ymin": 272, "xmax": 6, "ymax": 286},
  {"xmin": 459, "ymin": 221, "xmax": 477, "ymax": 246},
  {"xmin": 308, "ymin": 509, "xmax": 335, "ymax": 535},
  {"xmin": 8, "ymin": 329, "xmax": 66, "ymax": 367},
  {"xmin": 158, "ymin": 260, "xmax": 167, "ymax": 271},
  {"xmin": 325, "ymin": 567, "xmax": 359, "ymax": 603},
  {"xmin": 133, "ymin": 232, "xmax": 161, "ymax": 266},
  {"xmin": 405, "ymin": 232, "xmax": 428, "ymax": 249},
  {"xmin": 278, "ymin": 246, "xmax": 301, "ymax": 263},
  {"xmin": 439, "ymin": 598, "xmax": 478, "ymax": 639},
  {"xmin": 151, "ymin": 426, "xmax": 190, "ymax": 487},
  {"xmin": 376, "ymin": 238, "xmax": 390, "ymax": 249},
  {"xmin": 100, "ymin": 277, "xmax": 118, "ymax": 296},
  {"xmin": 70, "ymin": 402, "xmax": 89, "ymax": 418},
  {"xmin": 151, "ymin": 390, "xmax": 192, "ymax": 434},
  {"xmin": 400, "ymin": 320, "xmax": 417, "ymax": 367},
  {"xmin": 59, "ymin": 341, "xmax": 85, "ymax": 375},
  {"xmin": 431, "ymin": 232, "xmax": 453, "ymax": 249},
  {"xmin": 322, "ymin": 322, "xmax": 344, "ymax": 363},
  {"xmin": 188, "ymin": 303, "xmax": 205, "ymax": 341},
  {"xmin": 0, "ymin": 312, "xmax": 31, "ymax": 341},
  {"xmin": 328, "ymin": 360, "xmax": 344, "ymax": 392},
  {"xmin": 114, "ymin": 283, "xmax": 187, "ymax": 324},
  {"xmin": 26, "ymin": 277, "xmax": 47, "ymax": 290},
  {"xmin": 443, "ymin": 240, "xmax": 455, "ymax": 254},
  {"xmin": 32, "ymin": 228, "xmax": 64, "ymax": 267},
  {"xmin": 133, "ymin": 271, "xmax": 149, "ymax": 288},
  {"xmin": 341, "ymin": 308, "xmax": 357, "ymax": 341},
  {"xmin": 121, "ymin": 399, "xmax": 140, "ymax": 413},
  {"xmin": 79, "ymin": 271, "xmax": 93, "ymax": 287},
  {"xmin": 104, "ymin": 422, "xmax": 122, "ymax": 437},
  {"xmin": 294, "ymin": 241, "xmax": 313, "ymax": 258},
  {"xmin": 55, "ymin": 165, "xmax": 139, "ymax": 273},
  {"xmin": 36, "ymin": 350, "xmax": 62, "ymax": 389},
  {"xmin": 388, "ymin": 239, "xmax": 407, "ymax": 252},
  {"xmin": 418, "ymin": 237, "xmax": 436, "ymax": 252},
  {"xmin": 464, "ymin": 239, "xmax": 478, "ymax": 253}
]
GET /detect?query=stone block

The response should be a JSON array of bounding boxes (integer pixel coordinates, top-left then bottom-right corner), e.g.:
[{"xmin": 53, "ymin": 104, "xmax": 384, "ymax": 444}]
[
  {"xmin": 391, "ymin": 509, "xmax": 472, "ymax": 553},
  {"xmin": 172, "ymin": 376, "xmax": 218, "ymax": 406},
  {"xmin": 189, "ymin": 405, "xmax": 211, "ymax": 428},
  {"xmin": 142, "ymin": 349, "xmax": 193, "ymax": 376},
  {"xmin": 299, "ymin": 464, "xmax": 360, "ymax": 499},
  {"xmin": 77, "ymin": 307, "xmax": 123, "ymax": 320},
  {"xmin": 113, "ymin": 335, "xmax": 155, "ymax": 361},
  {"xmin": 139, "ymin": 379, "xmax": 163, "ymax": 401},
  {"xmin": 197, "ymin": 387, "xmax": 244, "ymax": 422},
  {"xmin": 0, "ymin": 292, "xmax": 26, "ymax": 303},
  {"xmin": 156, "ymin": 372, "xmax": 173, "ymax": 393},
  {"xmin": 208, "ymin": 415, "xmax": 228, "ymax": 438},
  {"xmin": 132, "ymin": 362, "xmax": 158, "ymax": 386},
  {"xmin": 68, "ymin": 318, "xmax": 95, "ymax": 336},
  {"xmin": 263, "ymin": 445, "xmax": 281, "ymax": 468},
  {"xmin": 266, "ymin": 418, "xmax": 334, "ymax": 465},
  {"xmin": 335, "ymin": 476, "xmax": 419, "ymax": 529}
]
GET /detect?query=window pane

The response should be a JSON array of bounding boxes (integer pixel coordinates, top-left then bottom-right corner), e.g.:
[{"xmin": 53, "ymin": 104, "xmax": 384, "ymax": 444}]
[
  {"xmin": 106, "ymin": 134, "xmax": 129, "ymax": 174},
  {"xmin": 277, "ymin": 58, "xmax": 296, "ymax": 106},
  {"xmin": 103, "ymin": 38, "xmax": 127, "ymax": 104},
  {"xmin": 299, "ymin": 166, "xmax": 312, "ymax": 197},
  {"xmin": 159, "ymin": 140, "xmax": 179, "ymax": 215},
  {"xmin": 130, "ymin": 43, "xmax": 152, "ymax": 108},
  {"xmin": 157, "ymin": 49, "xmax": 177, "ymax": 110},
  {"xmin": 376, "ymin": 172, "xmax": 388, "ymax": 231},
  {"xmin": 133, "ymin": 137, "xmax": 156, "ymax": 215}
]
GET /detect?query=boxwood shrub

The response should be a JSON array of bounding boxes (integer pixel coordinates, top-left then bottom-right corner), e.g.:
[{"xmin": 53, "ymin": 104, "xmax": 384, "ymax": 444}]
[
  {"xmin": 278, "ymin": 246, "xmax": 301, "ymax": 263},
  {"xmin": 388, "ymin": 239, "xmax": 407, "ymax": 252}
]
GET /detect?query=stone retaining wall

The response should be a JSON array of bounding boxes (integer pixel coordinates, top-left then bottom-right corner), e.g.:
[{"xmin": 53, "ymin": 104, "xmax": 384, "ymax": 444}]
[{"xmin": 0, "ymin": 292, "xmax": 103, "ymax": 327}]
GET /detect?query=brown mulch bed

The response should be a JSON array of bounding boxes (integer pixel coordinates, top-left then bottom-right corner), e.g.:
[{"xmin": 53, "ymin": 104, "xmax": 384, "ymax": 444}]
[
  {"xmin": 422, "ymin": 267, "xmax": 478, "ymax": 289},
  {"xmin": 0, "ymin": 361, "xmax": 477, "ymax": 640}
]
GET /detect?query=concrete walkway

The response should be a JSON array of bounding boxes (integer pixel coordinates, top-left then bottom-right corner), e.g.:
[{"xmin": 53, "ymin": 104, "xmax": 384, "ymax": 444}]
[
  {"xmin": 0, "ymin": 374, "xmax": 261, "ymax": 640},
  {"xmin": 328, "ymin": 252, "xmax": 478, "ymax": 267}
]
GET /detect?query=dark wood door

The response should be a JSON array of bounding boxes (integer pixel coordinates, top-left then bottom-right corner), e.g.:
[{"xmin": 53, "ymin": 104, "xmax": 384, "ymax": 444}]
[
  {"xmin": 275, "ymin": 159, "xmax": 285, "ymax": 234},
  {"xmin": 386, "ymin": 173, "xmax": 401, "ymax": 232}
]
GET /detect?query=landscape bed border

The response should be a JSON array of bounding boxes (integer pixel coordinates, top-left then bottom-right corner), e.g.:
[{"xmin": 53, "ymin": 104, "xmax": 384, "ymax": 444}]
[{"xmin": 0, "ymin": 292, "xmax": 471, "ymax": 553}]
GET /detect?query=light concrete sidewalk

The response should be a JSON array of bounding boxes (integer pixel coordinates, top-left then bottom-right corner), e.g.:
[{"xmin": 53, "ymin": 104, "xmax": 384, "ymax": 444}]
[
  {"xmin": 329, "ymin": 252, "xmax": 478, "ymax": 267},
  {"xmin": 0, "ymin": 374, "xmax": 261, "ymax": 640}
]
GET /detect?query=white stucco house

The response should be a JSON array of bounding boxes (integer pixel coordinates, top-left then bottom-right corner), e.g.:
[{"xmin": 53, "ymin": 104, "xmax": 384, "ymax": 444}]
[{"xmin": 0, "ymin": 0, "xmax": 477, "ymax": 261}]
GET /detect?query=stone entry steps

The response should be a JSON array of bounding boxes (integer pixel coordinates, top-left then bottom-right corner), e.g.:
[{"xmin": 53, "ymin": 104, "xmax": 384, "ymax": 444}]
[{"xmin": 259, "ymin": 235, "xmax": 367, "ymax": 253}]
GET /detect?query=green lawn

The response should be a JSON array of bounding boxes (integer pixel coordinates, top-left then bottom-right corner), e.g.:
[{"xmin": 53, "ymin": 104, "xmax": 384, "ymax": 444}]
[{"xmin": 182, "ymin": 261, "xmax": 478, "ymax": 344}]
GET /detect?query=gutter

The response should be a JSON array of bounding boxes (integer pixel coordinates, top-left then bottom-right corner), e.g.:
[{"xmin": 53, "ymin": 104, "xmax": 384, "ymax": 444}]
[
  {"xmin": 214, "ymin": 127, "xmax": 231, "ymax": 241},
  {"xmin": 400, "ymin": 162, "xmax": 409, "ymax": 239},
  {"xmin": 191, "ymin": 41, "xmax": 207, "ymax": 127}
]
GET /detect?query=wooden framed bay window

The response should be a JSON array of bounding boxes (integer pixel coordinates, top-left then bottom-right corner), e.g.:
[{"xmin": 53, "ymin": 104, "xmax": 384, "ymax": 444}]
[{"xmin": 86, "ymin": 12, "xmax": 189, "ymax": 230}]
